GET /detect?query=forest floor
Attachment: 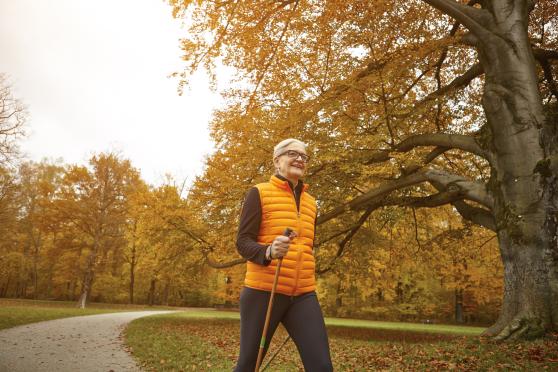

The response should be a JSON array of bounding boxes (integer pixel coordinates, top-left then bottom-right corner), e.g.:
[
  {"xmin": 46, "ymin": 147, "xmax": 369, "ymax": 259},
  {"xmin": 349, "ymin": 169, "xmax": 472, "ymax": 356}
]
[{"xmin": 125, "ymin": 311, "xmax": 558, "ymax": 371}]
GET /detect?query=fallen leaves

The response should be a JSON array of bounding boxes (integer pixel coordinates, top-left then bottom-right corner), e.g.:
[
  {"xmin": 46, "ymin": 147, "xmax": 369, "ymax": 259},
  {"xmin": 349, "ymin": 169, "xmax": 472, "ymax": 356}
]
[{"xmin": 126, "ymin": 316, "xmax": 558, "ymax": 371}]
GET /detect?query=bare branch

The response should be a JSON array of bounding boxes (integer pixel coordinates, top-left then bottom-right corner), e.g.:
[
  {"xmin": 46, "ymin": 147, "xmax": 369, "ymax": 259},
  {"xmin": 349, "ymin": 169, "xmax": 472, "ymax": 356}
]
[
  {"xmin": 423, "ymin": 168, "xmax": 493, "ymax": 209},
  {"xmin": 384, "ymin": 185, "xmax": 464, "ymax": 208},
  {"xmin": 425, "ymin": 146, "xmax": 450, "ymax": 164},
  {"xmin": 422, "ymin": 0, "xmax": 490, "ymax": 39},
  {"xmin": 365, "ymin": 132, "xmax": 488, "ymax": 170},
  {"xmin": 540, "ymin": 58, "xmax": 558, "ymax": 101},
  {"xmin": 394, "ymin": 63, "xmax": 484, "ymax": 119},
  {"xmin": 318, "ymin": 167, "xmax": 493, "ymax": 225},
  {"xmin": 364, "ymin": 150, "xmax": 391, "ymax": 165},
  {"xmin": 429, "ymin": 180, "xmax": 496, "ymax": 230},
  {"xmin": 317, "ymin": 172, "xmax": 429, "ymax": 224},
  {"xmin": 421, "ymin": 63, "xmax": 484, "ymax": 105},
  {"xmin": 452, "ymin": 200, "xmax": 496, "ymax": 231},
  {"xmin": 317, "ymin": 206, "xmax": 374, "ymax": 274},
  {"xmin": 533, "ymin": 47, "xmax": 558, "ymax": 61},
  {"xmin": 412, "ymin": 208, "xmax": 422, "ymax": 252},
  {"xmin": 396, "ymin": 133, "xmax": 489, "ymax": 160}
]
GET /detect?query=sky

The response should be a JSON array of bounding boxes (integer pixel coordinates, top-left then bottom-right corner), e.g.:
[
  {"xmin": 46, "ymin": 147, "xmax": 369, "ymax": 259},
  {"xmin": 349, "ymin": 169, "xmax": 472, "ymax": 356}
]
[{"xmin": 0, "ymin": 0, "xmax": 225, "ymax": 186}]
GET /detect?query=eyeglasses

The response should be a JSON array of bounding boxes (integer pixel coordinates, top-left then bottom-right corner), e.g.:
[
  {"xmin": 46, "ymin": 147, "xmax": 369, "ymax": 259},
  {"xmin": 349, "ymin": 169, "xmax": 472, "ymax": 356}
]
[{"xmin": 278, "ymin": 150, "xmax": 310, "ymax": 163}]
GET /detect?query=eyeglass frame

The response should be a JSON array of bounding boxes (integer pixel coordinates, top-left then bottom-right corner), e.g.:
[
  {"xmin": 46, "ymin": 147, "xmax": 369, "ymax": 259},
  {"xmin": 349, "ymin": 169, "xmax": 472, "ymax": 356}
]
[{"xmin": 276, "ymin": 149, "xmax": 310, "ymax": 163}]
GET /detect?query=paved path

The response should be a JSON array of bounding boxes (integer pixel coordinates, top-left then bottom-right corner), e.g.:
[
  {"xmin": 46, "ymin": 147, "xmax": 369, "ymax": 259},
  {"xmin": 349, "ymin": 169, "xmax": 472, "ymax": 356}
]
[{"xmin": 0, "ymin": 311, "xmax": 176, "ymax": 372}]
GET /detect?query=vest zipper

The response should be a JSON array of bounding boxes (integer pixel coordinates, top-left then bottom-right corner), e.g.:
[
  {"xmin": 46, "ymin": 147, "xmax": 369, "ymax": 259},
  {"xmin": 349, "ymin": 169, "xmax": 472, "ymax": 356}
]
[{"xmin": 290, "ymin": 186, "xmax": 302, "ymax": 296}]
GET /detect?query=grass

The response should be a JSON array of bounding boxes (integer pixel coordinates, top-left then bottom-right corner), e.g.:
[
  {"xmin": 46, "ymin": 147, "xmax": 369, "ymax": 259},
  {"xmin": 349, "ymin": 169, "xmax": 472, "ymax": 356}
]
[
  {"xmin": 125, "ymin": 311, "xmax": 558, "ymax": 371},
  {"xmin": 2, "ymin": 300, "xmax": 556, "ymax": 370},
  {"xmin": 0, "ymin": 298, "xmax": 180, "ymax": 330}
]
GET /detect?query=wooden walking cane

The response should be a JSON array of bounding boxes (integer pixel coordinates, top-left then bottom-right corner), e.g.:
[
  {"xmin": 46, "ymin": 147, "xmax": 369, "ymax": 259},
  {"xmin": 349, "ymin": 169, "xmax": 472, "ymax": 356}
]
[{"xmin": 254, "ymin": 227, "xmax": 293, "ymax": 372}]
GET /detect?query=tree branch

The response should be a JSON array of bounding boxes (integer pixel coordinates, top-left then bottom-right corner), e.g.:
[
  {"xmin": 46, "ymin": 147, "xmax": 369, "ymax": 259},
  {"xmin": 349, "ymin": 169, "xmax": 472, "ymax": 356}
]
[
  {"xmin": 395, "ymin": 133, "xmax": 488, "ymax": 160},
  {"xmin": 423, "ymin": 168, "xmax": 493, "ymax": 209},
  {"xmin": 533, "ymin": 47, "xmax": 558, "ymax": 61},
  {"xmin": 317, "ymin": 171, "xmax": 429, "ymax": 224},
  {"xmin": 540, "ymin": 58, "xmax": 558, "ymax": 101},
  {"xmin": 394, "ymin": 63, "xmax": 484, "ymax": 119},
  {"xmin": 452, "ymin": 200, "xmax": 496, "ymax": 231},
  {"xmin": 316, "ymin": 206, "xmax": 374, "ymax": 274},
  {"xmin": 422, "ymin": 0, "xmax": 490, "ymax": 39},
  {"xmin": 429, "ymin": 180, "xmax": 496, "ymax": 230},
  {"xmin": 318, "ymin": 167, "xmax": 493, "ymax": 225},
  {"xmin": 383, "ymin": 185, "xmax": 464, "ymax": 208},
  {"xmin": 365, "ymin": 132, "xmax": 489, "ymax": 169}
]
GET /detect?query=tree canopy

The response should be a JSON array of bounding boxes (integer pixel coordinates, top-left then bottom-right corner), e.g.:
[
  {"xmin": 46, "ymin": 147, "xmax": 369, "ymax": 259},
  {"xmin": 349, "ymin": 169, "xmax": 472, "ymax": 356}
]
[{"xmin": 169, "ymin": 0, "xmax": 558, "ymax": 339}]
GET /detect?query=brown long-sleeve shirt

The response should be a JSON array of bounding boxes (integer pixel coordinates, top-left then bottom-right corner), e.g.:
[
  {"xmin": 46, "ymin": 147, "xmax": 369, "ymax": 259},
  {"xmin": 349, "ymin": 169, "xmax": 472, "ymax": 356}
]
[{"xmin": 236, "ymin": 175, "xmax": 304, "ymax": 266}]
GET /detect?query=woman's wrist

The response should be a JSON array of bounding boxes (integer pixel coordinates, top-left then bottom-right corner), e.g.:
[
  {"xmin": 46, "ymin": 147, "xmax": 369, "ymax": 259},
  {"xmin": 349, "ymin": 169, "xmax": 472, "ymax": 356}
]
[{"xmin": 265, "ymin": 244, "xmax": 273, "ymax": 260}]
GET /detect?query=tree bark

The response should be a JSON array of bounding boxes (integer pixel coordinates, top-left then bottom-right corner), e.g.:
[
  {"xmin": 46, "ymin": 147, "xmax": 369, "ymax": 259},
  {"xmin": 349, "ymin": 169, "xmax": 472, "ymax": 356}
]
[
  {"xmin": 77, "ymin": 239, "xmax": 99, "ymax": 309},
  {"xmin": 455, "ymin": 288, "xmax": 464, "ymax": 323},
  {"xmin": 148, "ymin": 278, "xmax": 156, "ymax": 306},
  {"xmin": 467, "ymin": 0, "xmax": 557, "ymax": 340},
  {"xmin": 129, "ymin": 240, "xmax": 136, "ymax": 304}
]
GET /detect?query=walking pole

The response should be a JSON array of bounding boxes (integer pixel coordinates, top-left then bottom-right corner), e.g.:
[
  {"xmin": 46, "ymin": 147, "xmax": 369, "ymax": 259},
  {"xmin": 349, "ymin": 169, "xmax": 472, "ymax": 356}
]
[
  {"xmin": 254, "ymin": 228, "xmax": 292, "ymax": 372},
  {"xmin": 261, "ymin": 334, "xmax": 291, "ymax": 371}
]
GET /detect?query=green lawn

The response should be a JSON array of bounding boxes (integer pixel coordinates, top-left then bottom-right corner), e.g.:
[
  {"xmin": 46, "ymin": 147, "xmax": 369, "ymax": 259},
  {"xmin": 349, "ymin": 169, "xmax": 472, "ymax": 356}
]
[
  {"xmin": 0, "ymin": 298, "xmax": 179, "ymax": 330},
  {"xmin": 2, "ymin": 300, "xmax": 557, "ymax": 371},
  {"xmin": 125, "ymin": 311, "xmax": 558, "ymax": 371}
]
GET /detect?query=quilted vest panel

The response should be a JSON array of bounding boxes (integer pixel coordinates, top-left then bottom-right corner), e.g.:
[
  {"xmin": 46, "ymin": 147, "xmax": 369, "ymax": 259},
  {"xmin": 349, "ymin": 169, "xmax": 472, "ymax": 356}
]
[{"xmin": 244, "ymin": 175, "xmax": 317, "ymax": 296}]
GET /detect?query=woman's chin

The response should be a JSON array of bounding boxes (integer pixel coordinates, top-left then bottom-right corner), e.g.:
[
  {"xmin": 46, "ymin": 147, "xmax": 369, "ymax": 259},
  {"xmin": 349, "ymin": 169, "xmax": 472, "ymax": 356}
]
[{"xmin": 288, "ymin": 169, "xmax": 304, "ymax": 179}]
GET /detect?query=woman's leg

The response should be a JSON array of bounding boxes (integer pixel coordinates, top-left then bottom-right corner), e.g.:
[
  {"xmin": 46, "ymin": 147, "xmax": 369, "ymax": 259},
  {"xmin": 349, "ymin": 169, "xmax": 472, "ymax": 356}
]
[
  {"xmin": 234, "ymin": 287, "xmax": 287, "ymax": 372},
  {"xmin": 282, "ymin": 292, "xmax": 333, "ymax": 372}
]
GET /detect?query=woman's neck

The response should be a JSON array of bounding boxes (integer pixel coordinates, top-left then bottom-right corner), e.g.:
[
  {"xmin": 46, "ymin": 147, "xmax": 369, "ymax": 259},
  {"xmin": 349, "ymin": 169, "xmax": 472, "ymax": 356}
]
[{"xmin": 276, "ymin": 172, "xmax": 299, "ymax": 188}]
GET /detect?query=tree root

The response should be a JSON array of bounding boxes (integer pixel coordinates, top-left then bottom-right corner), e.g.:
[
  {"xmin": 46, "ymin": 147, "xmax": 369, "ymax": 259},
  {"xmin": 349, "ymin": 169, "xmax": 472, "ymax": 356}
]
[
  {"xmin": 493, "ymin": 317, "xmax": 546, "ymax": 341},
  {"xmin": 482, "ymin": 317, "xmax": 508, "ymax": 337}
]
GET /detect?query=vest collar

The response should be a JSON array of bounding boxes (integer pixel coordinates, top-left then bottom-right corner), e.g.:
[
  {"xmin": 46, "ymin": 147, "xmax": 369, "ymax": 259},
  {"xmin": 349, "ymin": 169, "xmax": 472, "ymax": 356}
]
[{"xmin": 270, "ymin": 174, "xmax": 308, "ymax": 192}]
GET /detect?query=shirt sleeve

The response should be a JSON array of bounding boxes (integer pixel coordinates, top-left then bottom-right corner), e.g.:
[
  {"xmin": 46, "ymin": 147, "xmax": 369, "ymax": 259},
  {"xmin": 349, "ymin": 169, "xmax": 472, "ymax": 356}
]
[{"xmin": 236, "ymin": 187, "xmax": 271, "ymax": 266}]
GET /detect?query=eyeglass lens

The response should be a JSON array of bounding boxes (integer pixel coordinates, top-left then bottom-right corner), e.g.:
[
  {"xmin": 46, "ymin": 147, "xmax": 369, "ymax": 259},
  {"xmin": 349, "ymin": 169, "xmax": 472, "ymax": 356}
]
[{"xmin": 287, "ymin": 150, "xmax": 309, "ymax": 162}]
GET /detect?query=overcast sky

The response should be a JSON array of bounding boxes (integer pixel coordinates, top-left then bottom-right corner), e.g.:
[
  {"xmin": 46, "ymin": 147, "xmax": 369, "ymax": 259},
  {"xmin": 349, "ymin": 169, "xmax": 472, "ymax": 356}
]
[{"xmin": 0, "ymin": 0, "xmax": 225, "ymax": 186}]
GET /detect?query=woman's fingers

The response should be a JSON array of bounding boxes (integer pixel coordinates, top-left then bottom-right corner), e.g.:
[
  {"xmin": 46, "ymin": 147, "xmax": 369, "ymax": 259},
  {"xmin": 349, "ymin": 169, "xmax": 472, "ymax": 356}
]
[
  {"xmin": 276, "ymin": 235, "xmax": 291, "ymax": 243},
  {"xmin": 271, "ymin": 234, "xmax": 293, "ymax": 258}
]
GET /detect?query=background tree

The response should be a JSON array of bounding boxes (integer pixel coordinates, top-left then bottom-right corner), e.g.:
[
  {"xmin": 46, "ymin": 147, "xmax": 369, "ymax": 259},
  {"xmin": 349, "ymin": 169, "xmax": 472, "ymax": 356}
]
[
  {"xmin": 0, "ymin": 74, "xmax": 26, "ymax": 165},
  {"xmin": 54, "ymin": 153, "xmax": 141, "ymax": 308},
  {"xmin": 17, "ymin": 161, "xmax": 64, "ymax": 299},
  {"xmin": 169, "ymin": 0, "xmax": 558, "ymax": 339}
]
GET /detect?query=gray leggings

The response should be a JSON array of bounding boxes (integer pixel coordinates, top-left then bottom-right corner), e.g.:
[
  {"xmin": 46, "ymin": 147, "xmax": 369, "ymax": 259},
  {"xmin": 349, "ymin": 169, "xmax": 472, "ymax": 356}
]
[{"xmin": 234, "ymin": 287, "xmax": 333, "ymax": 372}]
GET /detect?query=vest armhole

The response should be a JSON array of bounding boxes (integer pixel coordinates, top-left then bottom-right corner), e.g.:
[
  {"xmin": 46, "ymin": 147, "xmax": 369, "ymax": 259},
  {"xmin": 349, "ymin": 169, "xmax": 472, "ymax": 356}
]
[{"xmin": 254, "ymin": 184, "xmax": 265, "ymax": 217}]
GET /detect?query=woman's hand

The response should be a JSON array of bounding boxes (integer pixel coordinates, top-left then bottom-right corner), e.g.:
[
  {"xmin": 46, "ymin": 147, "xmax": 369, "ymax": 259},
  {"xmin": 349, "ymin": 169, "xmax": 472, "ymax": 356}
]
[{"xmin": 269, "ymin": 230, "xmax": 297, "ymax": 259}]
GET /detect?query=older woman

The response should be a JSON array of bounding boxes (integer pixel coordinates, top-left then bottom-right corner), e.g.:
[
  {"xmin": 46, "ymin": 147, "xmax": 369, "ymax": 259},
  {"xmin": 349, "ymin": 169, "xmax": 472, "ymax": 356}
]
[{"xmin": 234, "ymin": 138, "xmax": 333, "ymax": 371}]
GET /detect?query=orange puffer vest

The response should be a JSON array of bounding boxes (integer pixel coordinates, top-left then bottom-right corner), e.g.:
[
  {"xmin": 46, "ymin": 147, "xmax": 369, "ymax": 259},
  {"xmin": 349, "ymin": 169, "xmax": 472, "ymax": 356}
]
[{"xmin": 244, "ymin": 175, "xmax": 317, "ymax": 296}]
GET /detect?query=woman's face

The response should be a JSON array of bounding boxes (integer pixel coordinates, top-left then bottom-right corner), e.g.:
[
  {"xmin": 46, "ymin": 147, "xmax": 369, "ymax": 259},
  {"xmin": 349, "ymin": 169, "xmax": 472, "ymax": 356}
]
[{"xmin": 273, "ymin": 142, "xmax": 308, "ymax": 182}]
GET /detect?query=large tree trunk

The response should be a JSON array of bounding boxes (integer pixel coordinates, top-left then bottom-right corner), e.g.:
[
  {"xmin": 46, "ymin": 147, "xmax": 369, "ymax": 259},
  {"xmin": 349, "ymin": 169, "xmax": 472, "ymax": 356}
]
[{"xmin": 473, "ymin": 0, "xmax": 558, "ymax": 339}]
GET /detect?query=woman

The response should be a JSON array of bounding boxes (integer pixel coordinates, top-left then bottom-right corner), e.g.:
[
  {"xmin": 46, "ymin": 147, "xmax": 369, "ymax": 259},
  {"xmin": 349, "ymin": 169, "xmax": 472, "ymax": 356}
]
[{"xmin": 234, "ymin": 138, "xmax": 333, "ymax": 371}]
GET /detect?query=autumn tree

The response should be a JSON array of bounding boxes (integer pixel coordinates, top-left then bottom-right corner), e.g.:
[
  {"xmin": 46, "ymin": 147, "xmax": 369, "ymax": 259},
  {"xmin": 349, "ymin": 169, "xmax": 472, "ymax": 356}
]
[
  {"xmin": 170, "ymin": 0, "xmax": 558, "ymax": 339},
  {"xmin": 0, "ymin": 74, "xmax": 26, "ymax": 165},
  {"xmin": 54, "ymin": 153, "xmax": 141, "ymax": 308},
  {"xmin": 0, "ymin": 166, "xmax": 21, "ymax": 297},
  {"xmin": 17, "ymin": 161, "xmax": 65, "ymax": 299},
  {"xmin": 135, "ymin": 182, "xmax": 219, "ymax": 306}
]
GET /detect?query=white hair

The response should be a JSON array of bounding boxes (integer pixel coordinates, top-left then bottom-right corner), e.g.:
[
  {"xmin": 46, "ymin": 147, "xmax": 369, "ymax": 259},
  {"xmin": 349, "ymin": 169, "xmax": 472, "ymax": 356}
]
[{"xmin": 273, "ymin": 138, "xmax": 307, "ymax": 158}]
